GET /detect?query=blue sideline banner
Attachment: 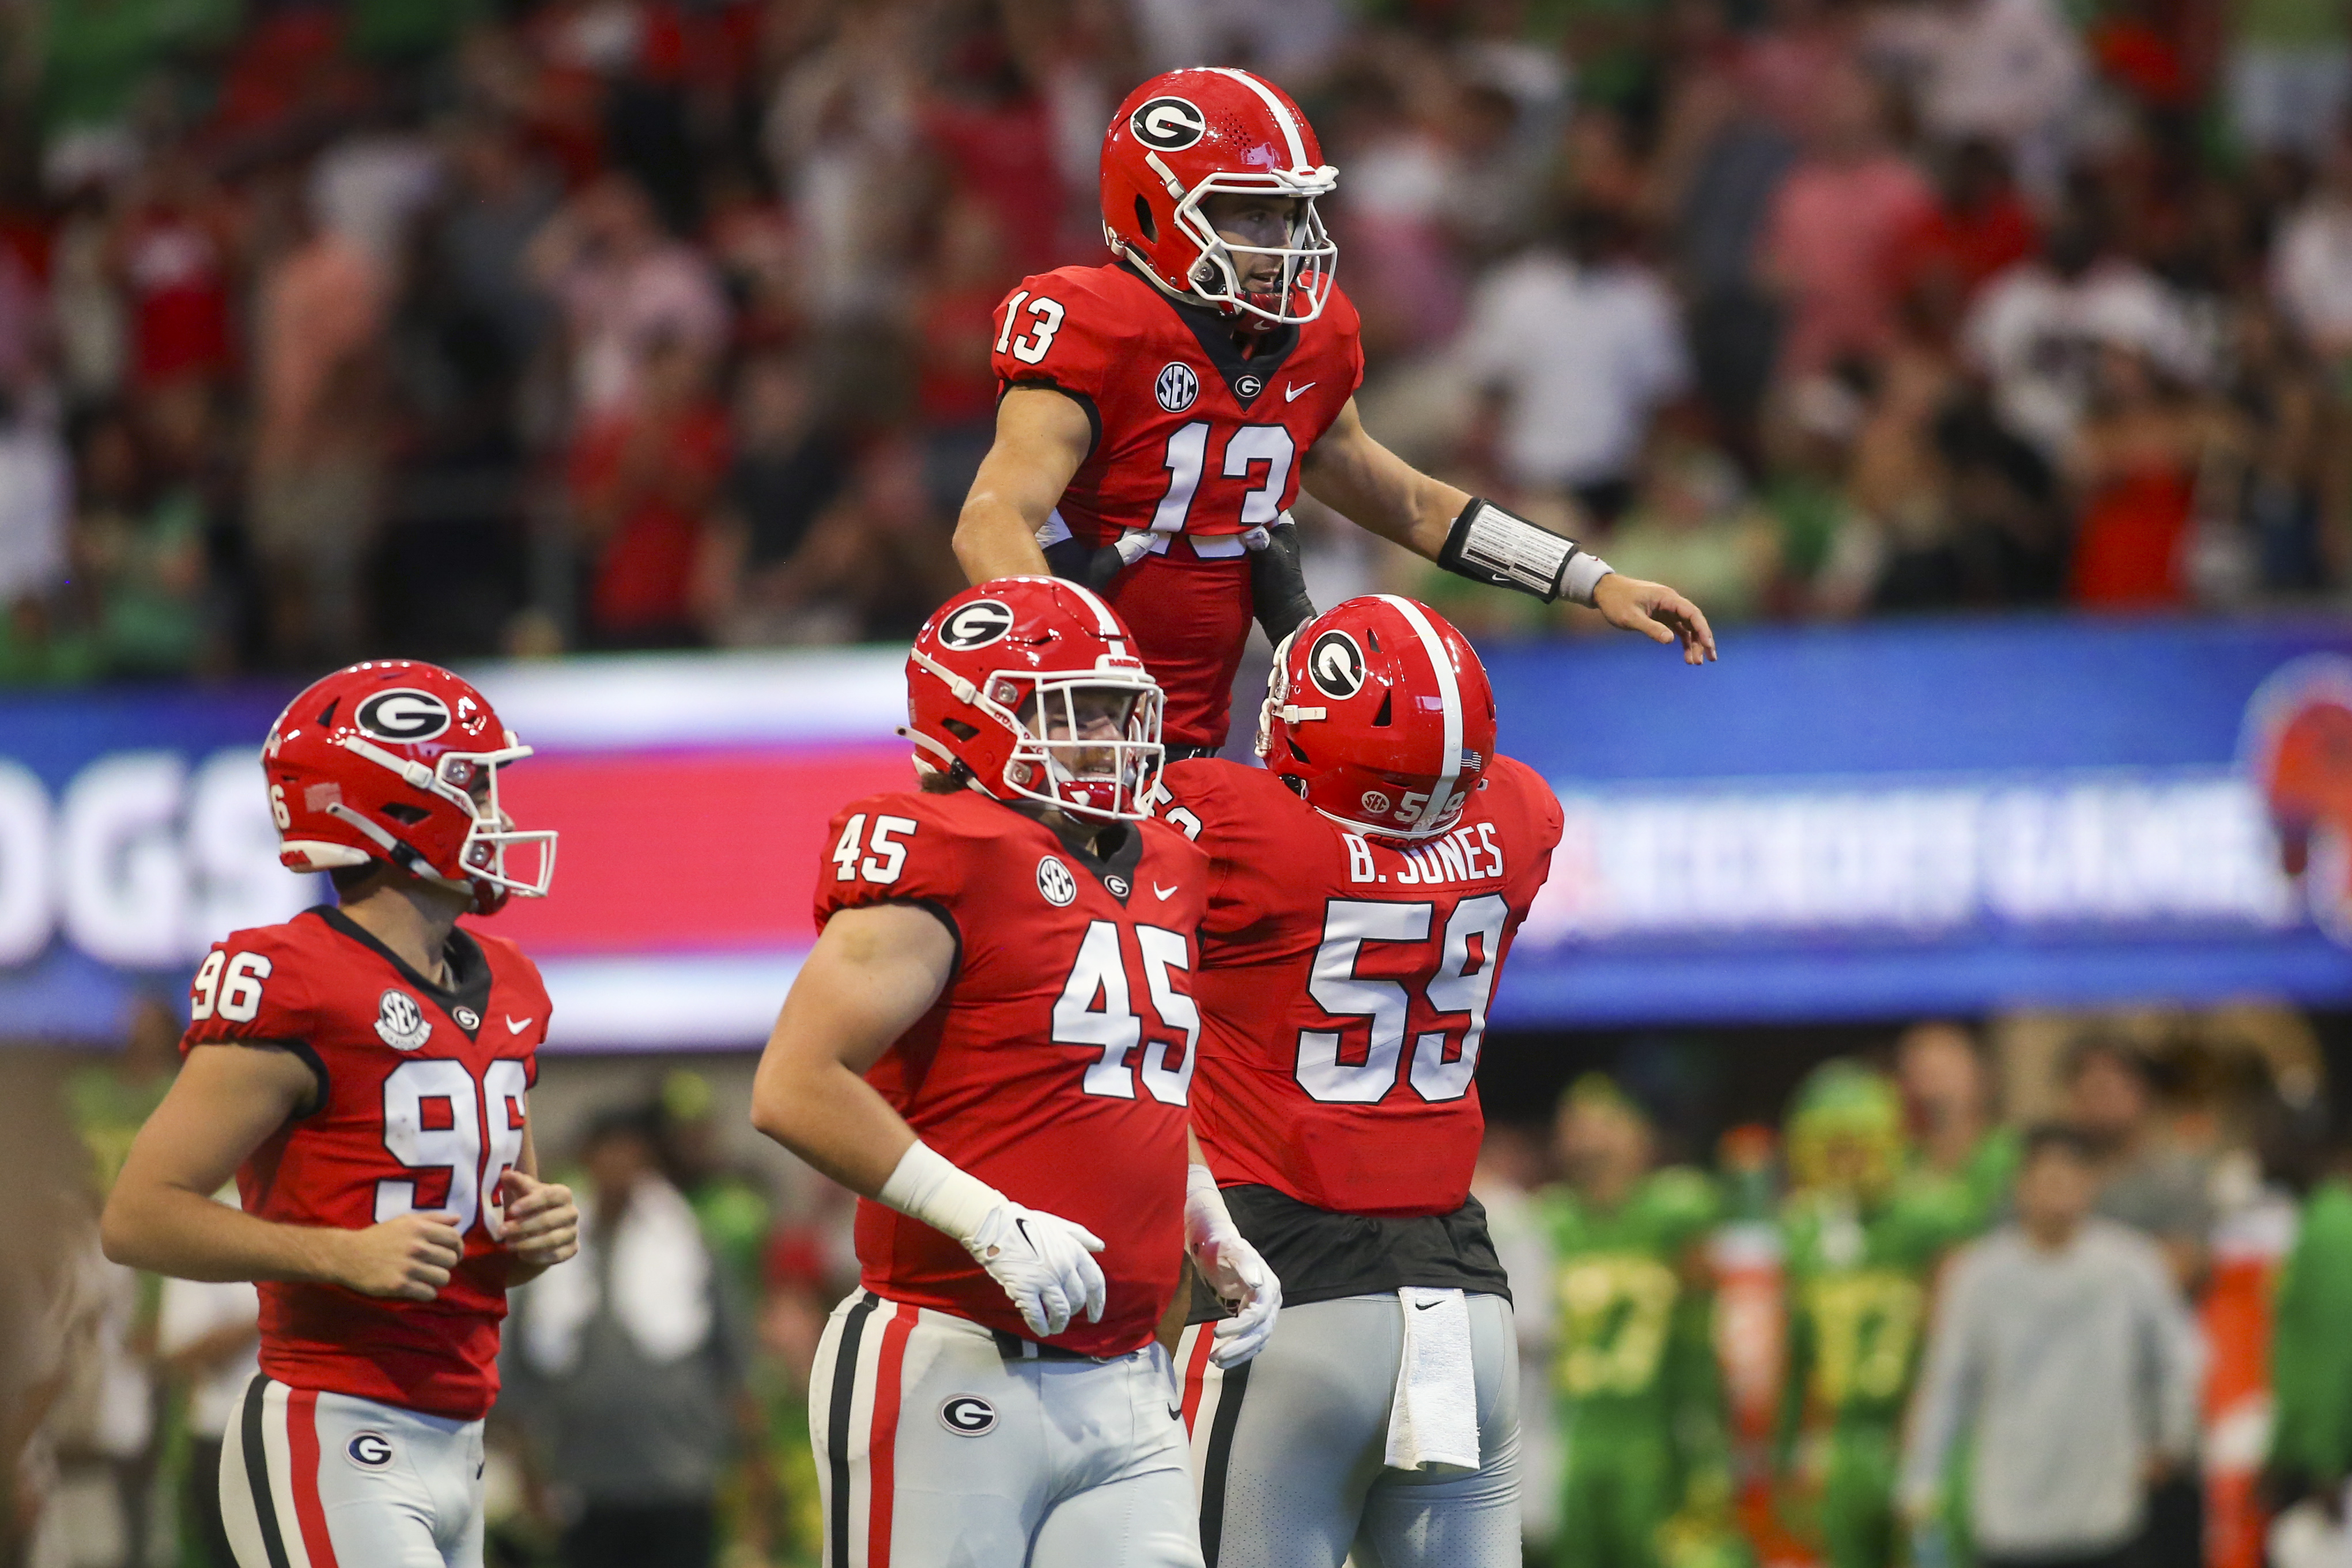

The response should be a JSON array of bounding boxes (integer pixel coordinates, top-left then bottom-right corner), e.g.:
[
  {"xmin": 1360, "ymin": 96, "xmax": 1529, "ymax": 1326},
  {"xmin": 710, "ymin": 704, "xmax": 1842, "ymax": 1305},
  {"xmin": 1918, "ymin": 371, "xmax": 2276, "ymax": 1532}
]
[
  {"xmin": 1489, "ymin": 615, "xmax": 2352, "ymax": 1024},
  {"xmin": 3, "ymin": 615, "xmax": 2351, "ymax": 1045}
]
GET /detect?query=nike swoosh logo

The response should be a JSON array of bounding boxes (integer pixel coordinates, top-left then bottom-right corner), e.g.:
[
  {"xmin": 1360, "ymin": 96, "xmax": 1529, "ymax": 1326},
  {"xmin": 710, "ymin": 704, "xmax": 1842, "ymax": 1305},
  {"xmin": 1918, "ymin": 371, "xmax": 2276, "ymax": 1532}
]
[
  {"xmin": 1166, "ymin": 1403, "xmax": 1185, "ymax": 1422},
  {"xmin": 1413, "ymin": 1299, "xmax": 1441, "ymax": 1310},
  {"xmin": 505, "ymin": 1016, "xmax": 533, "ymax": 1034},
  {"xmin": 1284, "ymin": 381, "xmax": 1315, "ymax": 403},
  {"xmin": 1153, "ymin": 882, "xmax": 1179, "ymax": 900},
  {"xmin": 1015, "ymin": 1217, "xmax": 1034, "ymax": 1250}
]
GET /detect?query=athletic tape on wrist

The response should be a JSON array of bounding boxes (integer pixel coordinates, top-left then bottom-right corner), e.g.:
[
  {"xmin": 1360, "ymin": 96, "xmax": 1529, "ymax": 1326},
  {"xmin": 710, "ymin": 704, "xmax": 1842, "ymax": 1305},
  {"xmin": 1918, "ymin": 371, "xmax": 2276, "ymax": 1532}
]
[
  {"xmin": 877, "ymin": 1139, "xmax": 1004, "ymax": 1244},
  {"xmin": 1184, "ymin": 1162, "xmax": 1235, "ymax": 1248}
]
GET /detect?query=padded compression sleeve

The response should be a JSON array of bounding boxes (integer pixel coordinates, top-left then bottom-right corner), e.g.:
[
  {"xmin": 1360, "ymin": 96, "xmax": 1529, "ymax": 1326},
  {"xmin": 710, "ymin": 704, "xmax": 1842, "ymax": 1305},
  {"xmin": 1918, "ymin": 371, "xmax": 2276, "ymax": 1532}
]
[{"xmin": 1436, "ymin": 497, "xmax": 1613, "ymax": 606}]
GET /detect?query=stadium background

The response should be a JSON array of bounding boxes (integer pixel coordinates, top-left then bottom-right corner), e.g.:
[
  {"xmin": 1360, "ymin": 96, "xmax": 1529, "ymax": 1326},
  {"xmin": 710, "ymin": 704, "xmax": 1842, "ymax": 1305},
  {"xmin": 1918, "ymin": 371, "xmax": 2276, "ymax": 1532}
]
[{"xmin": 7, "ymin": 0, "xmax": 2352, "ymax": 1565}]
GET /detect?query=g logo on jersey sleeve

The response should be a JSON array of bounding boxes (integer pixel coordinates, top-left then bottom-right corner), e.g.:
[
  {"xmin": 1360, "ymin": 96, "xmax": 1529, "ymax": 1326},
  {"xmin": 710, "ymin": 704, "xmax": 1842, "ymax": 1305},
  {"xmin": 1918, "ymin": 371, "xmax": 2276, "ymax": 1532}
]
[
  {"xmin": 1308, "ymin": 630, "xmax": 1366, "ymax": 698},
  {"xmin": 376, "ymin": 989, "xmax": 431, "ymax": 1051},
  {"xmin": 354, "ymin": 689, "xmax": 453, "ymax": 743},
  {"xmin": 1129, "ymin": 96, "xmax": 1206, "ymax": 151},
  {"xmin": 939, "ymin": 1395, "xmax": 997, "ymax": 1436},
  {"xmin": 938, "ymin": 599, "xmax": 1015, "ymax": 651}
]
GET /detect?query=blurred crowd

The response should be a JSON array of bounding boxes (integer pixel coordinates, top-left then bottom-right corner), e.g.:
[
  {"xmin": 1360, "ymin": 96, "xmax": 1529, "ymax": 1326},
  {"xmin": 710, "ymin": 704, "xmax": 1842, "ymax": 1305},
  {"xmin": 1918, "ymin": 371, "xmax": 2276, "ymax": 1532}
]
[
  {"xmin": 2, "ymin": 0, "xmax": 2352, "ymax": 683},
  {"xmin": 12, "ymin": 1006, "xmax": 2352, "ymax": 1568}
]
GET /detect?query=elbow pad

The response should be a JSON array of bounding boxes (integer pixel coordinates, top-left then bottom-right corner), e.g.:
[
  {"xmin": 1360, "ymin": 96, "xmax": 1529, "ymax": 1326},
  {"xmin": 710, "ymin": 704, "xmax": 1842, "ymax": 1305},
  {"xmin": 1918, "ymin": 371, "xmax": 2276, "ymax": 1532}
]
[{"xmin": 1437, "ymin": 497, "xmax": 1613, "ymax": 607}]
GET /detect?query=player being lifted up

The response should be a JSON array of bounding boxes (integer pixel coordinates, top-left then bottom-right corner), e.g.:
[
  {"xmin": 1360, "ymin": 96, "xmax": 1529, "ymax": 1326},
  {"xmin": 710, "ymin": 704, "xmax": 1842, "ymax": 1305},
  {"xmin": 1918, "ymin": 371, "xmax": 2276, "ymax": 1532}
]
[
  {"xmin": 1152, "ymin": 595, "xmax": 1561, "ymax": 1568},
  {"xmin": 101, "ymin": 660, "xmax": 577, "ymax": 1568},
  {"xmin": 749, "ymin": 577, "xmax": 1280, "ymax": 1568},
  {"xmin": 957, "ymin": 66, "xmax": 1716, "ymax": 758}
]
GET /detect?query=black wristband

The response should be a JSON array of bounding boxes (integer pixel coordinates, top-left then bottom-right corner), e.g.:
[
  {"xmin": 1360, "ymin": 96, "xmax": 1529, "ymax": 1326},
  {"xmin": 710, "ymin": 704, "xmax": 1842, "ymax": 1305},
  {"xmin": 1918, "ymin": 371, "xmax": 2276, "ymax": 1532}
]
[
  {"xmin": 1041, "ymin": 535, "xmax": 1130, "ymax": 592},
  {"xmin": 1248, "ymin": 521, "xmax": 1317, "ymax": 644}
]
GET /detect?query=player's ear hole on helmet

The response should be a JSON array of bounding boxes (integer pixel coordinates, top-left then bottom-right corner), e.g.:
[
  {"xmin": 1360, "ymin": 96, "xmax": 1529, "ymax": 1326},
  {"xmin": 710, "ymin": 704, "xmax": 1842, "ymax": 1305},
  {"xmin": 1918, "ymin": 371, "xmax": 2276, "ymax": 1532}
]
[
  {"xmin": 1134, "ymin": 195, "xmax": 1157, "ymax": 244},
  {"xmin": 942, "ymin": 718, "xmax": 978, "ymax": 741},
  {"xmin": 380, "ymin": 802, "xmax": 431, "ymax": 826}
]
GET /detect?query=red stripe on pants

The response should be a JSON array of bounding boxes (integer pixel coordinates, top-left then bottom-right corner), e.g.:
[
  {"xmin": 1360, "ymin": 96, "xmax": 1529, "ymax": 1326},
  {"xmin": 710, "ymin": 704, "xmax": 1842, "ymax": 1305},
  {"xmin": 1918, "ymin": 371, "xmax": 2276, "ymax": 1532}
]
[
  {"xmin": 1179, "ymin": 1325, "xmax": 1215, "ymax": 1434},
  {"xmin": 285, "ymin": 1388, "xmax": 341, "ymax": 1568},
  {"xmin": 866, "ymin": 1305, "xmax": 917, "ymax": 1568}
]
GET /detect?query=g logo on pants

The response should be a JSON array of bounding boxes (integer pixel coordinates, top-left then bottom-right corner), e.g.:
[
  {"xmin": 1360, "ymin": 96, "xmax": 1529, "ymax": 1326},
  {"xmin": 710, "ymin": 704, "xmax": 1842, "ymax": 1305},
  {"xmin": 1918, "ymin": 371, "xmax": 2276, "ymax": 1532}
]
[
  {"xmin": 938, "ymin": 1396, "xmax": 996, "ymax": 1437},
  {"xmin": 345, "ymin": 1431, "xmax": 395, "ymax": 1470}
]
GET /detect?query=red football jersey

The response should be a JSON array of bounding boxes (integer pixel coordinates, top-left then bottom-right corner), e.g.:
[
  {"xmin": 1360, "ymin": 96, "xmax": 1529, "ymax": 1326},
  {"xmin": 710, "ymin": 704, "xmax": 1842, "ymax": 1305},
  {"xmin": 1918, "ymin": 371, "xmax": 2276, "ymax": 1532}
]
[
  {"xmin": 179, "ymin": 906, "xmax": 550, "ymax": 1420},
  {"xmin": 991, "ymin": 262, "xmax": 1366, "ymax": 748},
  {"xmin": 1156, "ymin": 756, "xmax": 1563, "ymax": 1218},
  {"xmin": 815, "ymin": 787, "xmax": 1207, "ymax": 1355}
]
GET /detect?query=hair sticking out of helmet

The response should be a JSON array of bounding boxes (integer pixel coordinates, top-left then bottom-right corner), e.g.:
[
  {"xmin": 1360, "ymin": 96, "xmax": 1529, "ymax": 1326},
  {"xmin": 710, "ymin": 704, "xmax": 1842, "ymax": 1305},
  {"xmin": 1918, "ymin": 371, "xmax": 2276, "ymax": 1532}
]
[
  {"xmin": 261, "ymin": 661, "xmax": 556, "ymax": 916},
  {"xmin": 1256, "ymin": 595, "xmax": 1498, "ymax": 841},
  {"xmin": 1100, "ymin": 67, "xmax": 1338, "ymax": 327},
  {"xmin": 904, "ymin": 579, "xmax": 1166, "ymax": 822}
]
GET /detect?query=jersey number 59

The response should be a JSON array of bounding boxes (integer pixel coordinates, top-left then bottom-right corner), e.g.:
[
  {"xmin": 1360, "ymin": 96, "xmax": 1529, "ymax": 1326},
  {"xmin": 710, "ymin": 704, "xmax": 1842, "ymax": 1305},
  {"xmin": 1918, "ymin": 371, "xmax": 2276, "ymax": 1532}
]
[{"xmin": 1300, "ymin": 895, "xmax": 1509, "ymax": 1105}]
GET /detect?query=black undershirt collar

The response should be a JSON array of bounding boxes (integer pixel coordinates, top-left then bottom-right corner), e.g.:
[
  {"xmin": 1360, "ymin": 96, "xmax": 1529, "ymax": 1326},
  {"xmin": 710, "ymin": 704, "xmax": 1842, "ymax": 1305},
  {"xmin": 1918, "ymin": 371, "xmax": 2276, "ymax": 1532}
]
[
  {"xmin": 310, "ymin": 905, "xmax": 494, "ymax": 1041},
  {"xmin": 1117, "ymin": 258, "xmax": 1300, "ymax": 409}
]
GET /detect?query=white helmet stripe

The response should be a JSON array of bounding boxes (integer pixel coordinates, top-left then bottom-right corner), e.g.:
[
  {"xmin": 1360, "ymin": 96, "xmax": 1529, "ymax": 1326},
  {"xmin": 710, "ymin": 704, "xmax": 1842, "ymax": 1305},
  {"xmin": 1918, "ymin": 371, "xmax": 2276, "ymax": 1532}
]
[
  {"xmin": 1208, "ymin": 67, "xmax": 1308, "ymax": 171},
  {"xmin": 1377, "ymin": 595, "xmax": 1463, "ymax": 831},
  {"xmin": 1059, "ymin": 578, "xmax": 1126, "ymax": 638}
]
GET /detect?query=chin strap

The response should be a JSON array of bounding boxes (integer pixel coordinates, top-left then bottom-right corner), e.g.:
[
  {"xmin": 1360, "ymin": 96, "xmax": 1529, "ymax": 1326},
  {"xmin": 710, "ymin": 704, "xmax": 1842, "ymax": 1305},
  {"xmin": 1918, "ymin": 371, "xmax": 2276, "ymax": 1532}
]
[{"xmin": 322, "ymin": 803, "xmax": 465, "ymax": 894}]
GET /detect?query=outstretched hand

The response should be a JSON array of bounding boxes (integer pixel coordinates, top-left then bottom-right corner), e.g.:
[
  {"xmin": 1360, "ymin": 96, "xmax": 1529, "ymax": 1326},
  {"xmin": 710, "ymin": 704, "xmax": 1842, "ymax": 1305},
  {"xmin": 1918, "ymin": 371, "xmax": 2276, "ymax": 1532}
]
[{"xmin": 1592, "ymin": 573, "xmax": 1717, "ymax": 665}]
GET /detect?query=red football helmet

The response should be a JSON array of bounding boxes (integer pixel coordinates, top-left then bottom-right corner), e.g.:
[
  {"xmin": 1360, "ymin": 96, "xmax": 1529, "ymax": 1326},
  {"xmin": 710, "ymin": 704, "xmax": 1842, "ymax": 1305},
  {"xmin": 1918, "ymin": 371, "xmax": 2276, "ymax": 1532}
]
[
  {"xmin": 1256, "ymin": 595, "xmax": 1498, "ymax": 841},
  {"xmin": 1101, "ymin": 67, "xmax": 1338, "ymax": 326},
  {"xmin": 262, "ymin": 660, "xmax": 556, "ymax": 915},
  {"xmin": 905, "ymin": 577, "xmax": 1164, "ymax": 821}
]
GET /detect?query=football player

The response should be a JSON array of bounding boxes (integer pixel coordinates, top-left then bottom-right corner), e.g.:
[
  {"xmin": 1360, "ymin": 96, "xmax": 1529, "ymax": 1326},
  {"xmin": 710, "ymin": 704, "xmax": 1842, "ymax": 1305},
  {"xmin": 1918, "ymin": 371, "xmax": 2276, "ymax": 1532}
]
[
  {"xmin": 956, "ymin": 67, "xmax": 1716, "ymax": 759},
  {"xmin": 1149, "ymin": 595, "xmax": 1561, "ymax": 1568},
  {"xmin": 748, "ymin": 577, "xmax": 1280, "ymax": 1568},
  {"xmin": 100, "ymin": 660, "xmax": 577, "ymax": 1568},
  {"xmin": 1540, "ymin": 1076, "xmax": 1734, "ymax": 1568},
  {"xmin": 1776, "ymin": 1062, "xmax": 1977, "ymax": 1568}
]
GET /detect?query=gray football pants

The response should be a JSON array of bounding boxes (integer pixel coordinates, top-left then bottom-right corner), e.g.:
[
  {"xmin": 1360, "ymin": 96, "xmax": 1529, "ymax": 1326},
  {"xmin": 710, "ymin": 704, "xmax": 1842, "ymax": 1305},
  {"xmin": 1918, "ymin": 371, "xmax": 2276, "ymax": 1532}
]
[{"xmin": 1173, "ymin": 1293, "xmax": 1521, "ymax": 1568}]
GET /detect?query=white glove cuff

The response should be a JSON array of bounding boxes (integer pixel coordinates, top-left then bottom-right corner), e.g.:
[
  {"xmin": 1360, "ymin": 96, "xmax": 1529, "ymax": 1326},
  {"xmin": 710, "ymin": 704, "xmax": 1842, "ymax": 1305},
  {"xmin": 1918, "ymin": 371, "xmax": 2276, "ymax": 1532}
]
[
  {"xmin": 1184, "ymin": 1162, "xmax": 1235, "ymax": 1249},
  {"xmin": 878, "ymin": 1139, "xmax": 1003, "ymax": 1244}
]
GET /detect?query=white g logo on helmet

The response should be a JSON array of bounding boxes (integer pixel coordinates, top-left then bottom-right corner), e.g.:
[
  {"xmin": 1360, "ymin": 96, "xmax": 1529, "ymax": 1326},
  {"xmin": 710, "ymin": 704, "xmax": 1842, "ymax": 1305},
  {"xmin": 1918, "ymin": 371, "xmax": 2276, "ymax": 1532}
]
[
  {"xmin": 938, "ymin": 599, "xmax": 1015, "ymax": 651},
  {"xmin": 1130, "ymin": 96, "xmax": 1206, "ymax": 151},
  {"xmin": 355, "ymin": 689, "xmax": 452, "ymax": 742},
  {"xmin": 1307, "ymin": 631, "xmax": 1366, "ymax": 699}
]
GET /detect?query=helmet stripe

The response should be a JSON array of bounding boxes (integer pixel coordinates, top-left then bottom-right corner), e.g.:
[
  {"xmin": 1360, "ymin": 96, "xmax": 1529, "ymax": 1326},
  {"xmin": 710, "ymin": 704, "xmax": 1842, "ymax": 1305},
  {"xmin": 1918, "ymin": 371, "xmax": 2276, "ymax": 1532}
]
[
  {"xmin": 1207, "ymin": 67, "xmax": 1308, "ymax": 171},
  {"xmin": 1377, "ymin": 595, "xmax": 1463, "ymax": 831},
  {"xmin": 1059, "ymin": 579, "xmax": 1126, "ymax": 639}
]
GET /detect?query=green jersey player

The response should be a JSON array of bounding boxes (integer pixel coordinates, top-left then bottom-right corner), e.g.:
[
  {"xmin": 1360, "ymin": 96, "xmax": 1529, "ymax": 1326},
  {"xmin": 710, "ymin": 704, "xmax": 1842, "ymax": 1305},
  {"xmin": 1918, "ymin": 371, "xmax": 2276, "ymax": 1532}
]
[
  {"xmin": 1539, "ymin": 1077, "xmax": 1733, "ymax": 1568},
  {"xmin": 1776, "ymin": 1063, "xmax": 1976, "ymax": 1568}
]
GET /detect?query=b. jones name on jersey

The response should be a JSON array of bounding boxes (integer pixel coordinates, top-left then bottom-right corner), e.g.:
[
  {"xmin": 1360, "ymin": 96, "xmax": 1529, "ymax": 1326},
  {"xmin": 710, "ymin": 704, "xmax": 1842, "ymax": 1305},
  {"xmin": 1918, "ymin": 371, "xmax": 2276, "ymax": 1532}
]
[{"xmin": 1339, "ymin": 823, "xmax": 1507, "ymax": 889}]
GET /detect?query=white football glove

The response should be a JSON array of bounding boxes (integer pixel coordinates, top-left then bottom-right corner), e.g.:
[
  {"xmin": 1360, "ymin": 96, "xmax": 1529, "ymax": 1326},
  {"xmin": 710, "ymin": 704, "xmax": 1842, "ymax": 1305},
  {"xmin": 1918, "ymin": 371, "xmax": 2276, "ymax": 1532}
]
[
  {"xmin": 962, "ymin": 1200, "xmax": 1108, "ymax": 1339},
  {"xmin": 1185, "ymin": 1164, "xmax": 1282, "ymax": 1367},
  {"xmin": 877, "ymin": 1140, "xmax": 1107, "ymax": 1340}
]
